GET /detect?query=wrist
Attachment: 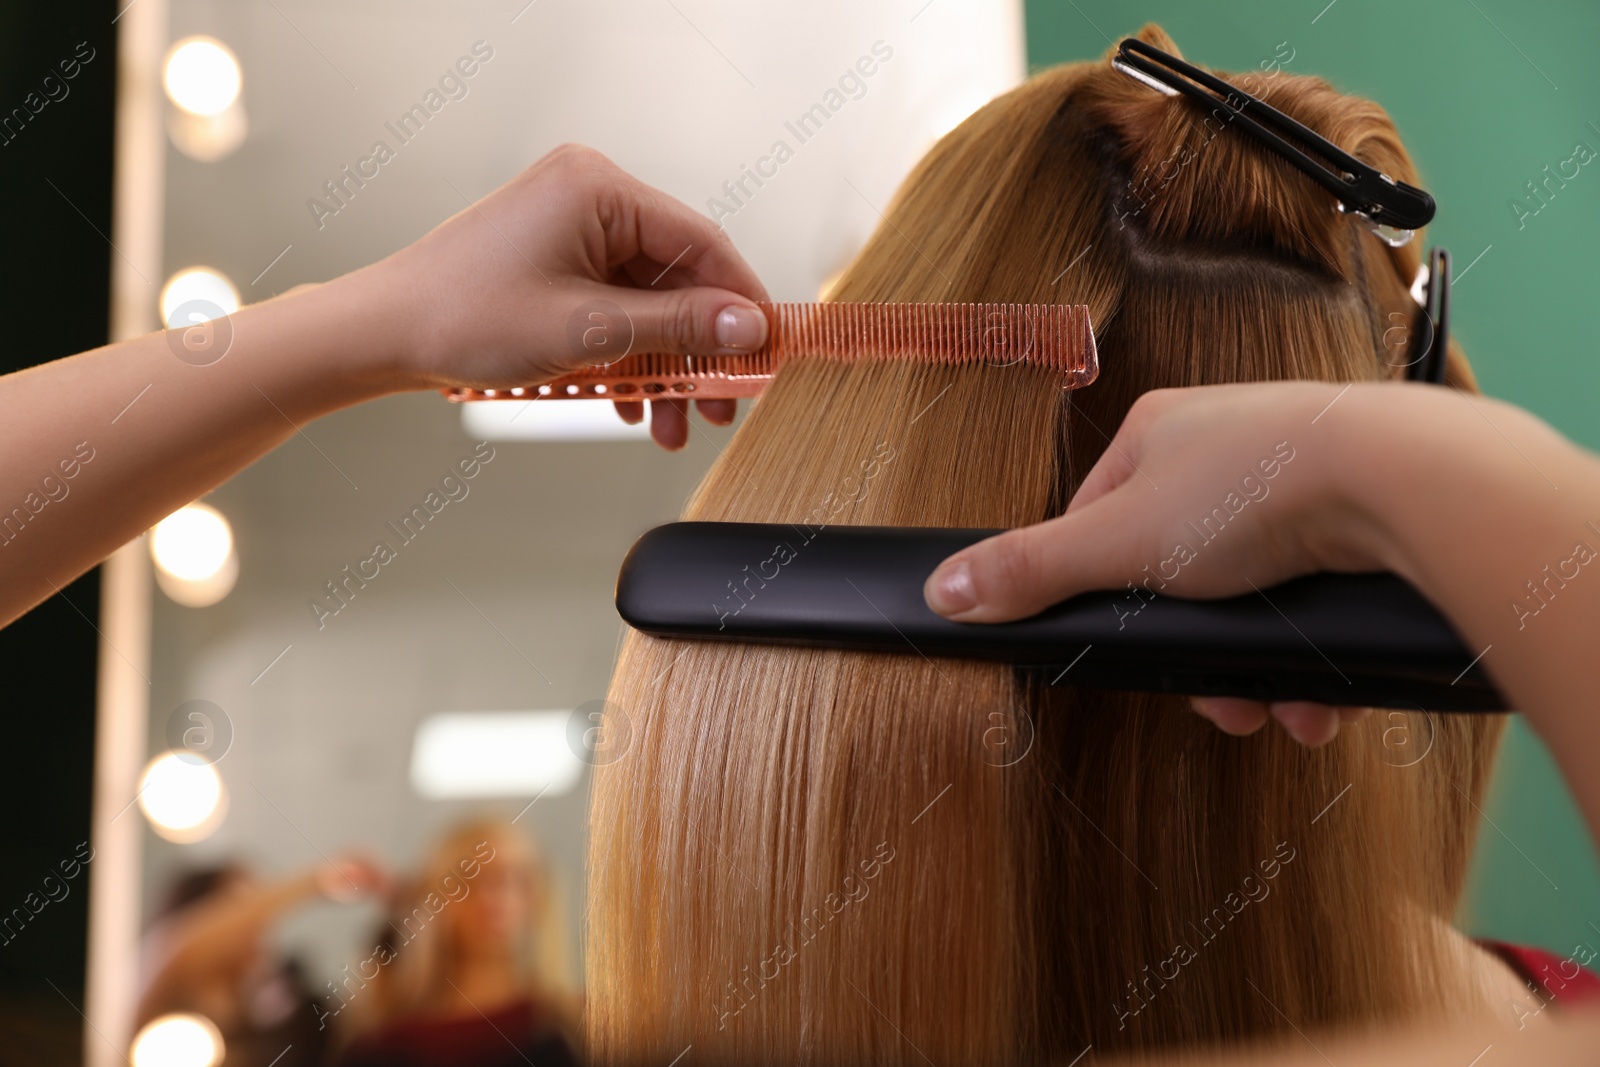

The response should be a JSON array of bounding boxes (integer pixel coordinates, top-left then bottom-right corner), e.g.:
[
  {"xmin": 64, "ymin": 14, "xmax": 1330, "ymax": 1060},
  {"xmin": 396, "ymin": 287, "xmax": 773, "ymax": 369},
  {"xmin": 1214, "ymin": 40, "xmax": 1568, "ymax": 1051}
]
[
  {"xmin": 1307, "ymin": 386, "xmax": 1420, "ymax": 580},
  {"xmin": 1316, "ymin": 385, "xmax": 1520, "ymax": 588},
  {"xmin": 351, "ymin": 241, "xmax": 453, "ymax": 392},
  {"xmin": 239, "ymin": 262, "xmax": 425, "ymax": 418},
  {"xmin": 313, "ymin": 261, "xmax": 429, "ymax": 396}
]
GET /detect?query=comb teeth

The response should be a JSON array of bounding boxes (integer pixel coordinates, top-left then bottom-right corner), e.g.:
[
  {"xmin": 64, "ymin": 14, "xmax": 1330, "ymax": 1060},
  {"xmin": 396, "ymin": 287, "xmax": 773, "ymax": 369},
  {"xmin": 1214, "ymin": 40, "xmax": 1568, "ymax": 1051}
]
[{"xmin": 445, "ymin": 301, "xmax": 1097, "ymax": 402}]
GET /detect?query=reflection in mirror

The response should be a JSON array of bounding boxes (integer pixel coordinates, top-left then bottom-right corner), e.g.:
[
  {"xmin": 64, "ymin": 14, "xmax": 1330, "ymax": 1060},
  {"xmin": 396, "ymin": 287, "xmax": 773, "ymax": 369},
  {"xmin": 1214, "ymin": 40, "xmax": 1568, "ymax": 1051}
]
[{"xmin": 88, "ymin": 2, "xmax": 1025, "ymax": 1064}]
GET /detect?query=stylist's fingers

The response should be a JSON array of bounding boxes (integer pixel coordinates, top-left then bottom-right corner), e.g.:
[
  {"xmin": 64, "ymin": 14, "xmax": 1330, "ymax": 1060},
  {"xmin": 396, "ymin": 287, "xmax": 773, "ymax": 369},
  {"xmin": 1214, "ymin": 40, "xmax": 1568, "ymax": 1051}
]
[
  {"xmin": 1190, "ymin": 696, "xmax": 1271, "ymax": 737},
  {"xmin": 579, "ymin": 153, "xmax": 770, "ymax": 359},
  {"xmin": 1064, "ymin": 388, "xmax": 1184, "ymax": 514},
  {"xmin": 925, "ymin": 390, "xmax": 1179, "ymax": 619},
  {"xmin": 610, "ymin": 397, "xmax": 732, "ymax": 443},
  {"xmin": 1063, "ymin": 433, "xmax": 1139, "ymax": 515},
  {"xmin": 925, "ymin": 487, "xmax": 1153, "ymax": 622},
  {"xmin": 599, "ymin": 285, "xmax": 769, "ymax": 360},
  {"xmin": 1268, "ymin": 703, "xmax": 1370, "ymax": 745},
  {"xmin": 594, "ymin": 155, "xmax": 771, "ymax": 300},
  {"xmin": 1269, "ymin": 702, "xmax": 1348, "ymax": 747},
  {"xmin": 696, "ymin": 398, "xmax": 736, "ymax": 425},
  {"xmin": 1191, "ymin": 697, "xmax": 1369, "ymax": 747},
  {"xmin": 650, "ymin": 399, "xmax": 690, "ymax": 450}
]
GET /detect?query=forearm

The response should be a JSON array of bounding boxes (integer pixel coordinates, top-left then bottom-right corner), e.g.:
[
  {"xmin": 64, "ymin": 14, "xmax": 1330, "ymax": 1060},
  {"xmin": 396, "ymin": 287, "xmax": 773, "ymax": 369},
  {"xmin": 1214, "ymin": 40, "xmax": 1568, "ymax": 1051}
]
[
  {"xmin": 1337, "ymin": 387, "xmax": 1600, "ymax": 834},
  {"xmin": 0, "ymin": 265, "xmax": 411, "ymax": 626},
  {"xmin": 144, "ymin": 870, "xmax": 326, "ymax": 1009},
  {"xmin": 0, "ymin": 148, "xmax": 773, "ymax": 630}
]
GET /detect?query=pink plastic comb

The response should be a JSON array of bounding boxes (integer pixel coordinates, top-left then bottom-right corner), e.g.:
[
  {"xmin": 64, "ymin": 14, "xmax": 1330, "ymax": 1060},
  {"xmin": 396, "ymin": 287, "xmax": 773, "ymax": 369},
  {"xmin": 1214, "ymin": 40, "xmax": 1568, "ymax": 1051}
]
[{"xmin": 444, "ymin": 301, "xmax": 1097, "ymax": 403}]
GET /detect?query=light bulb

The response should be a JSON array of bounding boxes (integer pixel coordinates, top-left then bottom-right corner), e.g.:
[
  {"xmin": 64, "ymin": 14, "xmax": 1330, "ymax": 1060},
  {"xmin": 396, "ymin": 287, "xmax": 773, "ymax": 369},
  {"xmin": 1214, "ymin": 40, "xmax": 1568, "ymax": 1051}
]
[
  {"xmin": 132, "ymin": 1013, "xmax": 224, "ymax": 1067},
  {"xmin": 151, "ymin": 504, "xmax": 232, "ymax": 582},
  {"xmin": 160, "ymin": 268, "xmax": 239, "ymax": 329},
  {"xmin": 163, "ymin": 38, "xmax": 242, "ymax": 117},
  {"xmin": 150, "ymin": 503, "xmax": 238, "ymax": 608},
  {"xmin": 138, "ymin": 752, "xmax": 226, "ymax": 842}
]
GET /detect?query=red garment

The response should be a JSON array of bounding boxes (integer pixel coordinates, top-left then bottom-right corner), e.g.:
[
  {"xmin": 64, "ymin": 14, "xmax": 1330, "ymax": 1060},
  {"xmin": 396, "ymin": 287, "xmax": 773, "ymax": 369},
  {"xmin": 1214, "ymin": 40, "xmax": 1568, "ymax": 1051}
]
[
  {"xmin": 1481, "ymin": 939, "xmax": 1600, "ymax": 1008},
  {"xmin": 336, "ymin": 998, "xmax": 576, "ymax": 1067}
]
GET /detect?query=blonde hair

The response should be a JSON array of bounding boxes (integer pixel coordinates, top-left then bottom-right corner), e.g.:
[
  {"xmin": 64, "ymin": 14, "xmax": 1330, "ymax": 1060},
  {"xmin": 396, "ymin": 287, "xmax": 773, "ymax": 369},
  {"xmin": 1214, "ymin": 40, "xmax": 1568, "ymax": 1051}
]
[
  {"xmin": 587, "ymin": 26, "xmax": 1504, "ymax": 1065},
  {"xmin": 340, "ymin": 818, "xmax": 575, "ymax": 1042}
]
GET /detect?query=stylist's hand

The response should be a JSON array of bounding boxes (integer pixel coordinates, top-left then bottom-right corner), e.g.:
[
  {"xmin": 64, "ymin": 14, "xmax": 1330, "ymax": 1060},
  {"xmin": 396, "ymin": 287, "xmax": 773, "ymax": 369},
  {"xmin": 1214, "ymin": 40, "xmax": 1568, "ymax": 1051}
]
[
  {"xmin": 376, "ymin": 144, "xmax": 770, "ymax": 449},
  {"xmin": 924, "ymin": 383, "xmax": 1388, "ymax": 746},
  {"xmin": 316, "ymin": 852, "xmax": 391, "ymax": 903}
]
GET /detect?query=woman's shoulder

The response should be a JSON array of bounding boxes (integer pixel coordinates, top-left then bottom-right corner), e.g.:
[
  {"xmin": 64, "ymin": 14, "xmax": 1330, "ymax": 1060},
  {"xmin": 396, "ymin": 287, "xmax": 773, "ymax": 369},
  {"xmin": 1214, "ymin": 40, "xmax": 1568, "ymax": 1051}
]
[{"xmin": 1479, "ymin": 939, "xmax": 1600, "ymax": 1009}]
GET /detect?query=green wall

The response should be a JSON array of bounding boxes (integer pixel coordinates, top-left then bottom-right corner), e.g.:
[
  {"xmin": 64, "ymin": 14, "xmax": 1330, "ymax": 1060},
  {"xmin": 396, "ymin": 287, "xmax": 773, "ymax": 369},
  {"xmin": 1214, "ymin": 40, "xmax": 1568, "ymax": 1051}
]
[{"xmin": 1023, "ymin": 0, "xmax": 1600, "ymax": 955}]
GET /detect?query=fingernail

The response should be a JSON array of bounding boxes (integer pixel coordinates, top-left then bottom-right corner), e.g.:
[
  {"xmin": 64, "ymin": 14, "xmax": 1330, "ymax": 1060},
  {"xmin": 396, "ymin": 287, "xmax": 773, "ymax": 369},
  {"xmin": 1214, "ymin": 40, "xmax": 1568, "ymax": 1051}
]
[
  {"xmin": 715, "ymin": 305, "xmax": 766, "ymax": 351},
  {"xmin": 926, "ymin": 561, "xmax": 976, "ymax": 615}
]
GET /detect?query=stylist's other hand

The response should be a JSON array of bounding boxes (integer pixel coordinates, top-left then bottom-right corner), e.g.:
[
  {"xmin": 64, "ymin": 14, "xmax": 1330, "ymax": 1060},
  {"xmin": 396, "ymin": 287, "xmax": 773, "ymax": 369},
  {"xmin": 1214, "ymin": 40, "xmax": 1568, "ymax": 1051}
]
[
  {"xmin": 316, "ymin": 852, "xmax": 391, "ymax": 903},
  {"xmin": 923, "ymin": 382, "xmax": 1391, "ymax": 746},
  {"xmin": 380, "ymin": 144, "xmax": 769, "ymax": 449}
]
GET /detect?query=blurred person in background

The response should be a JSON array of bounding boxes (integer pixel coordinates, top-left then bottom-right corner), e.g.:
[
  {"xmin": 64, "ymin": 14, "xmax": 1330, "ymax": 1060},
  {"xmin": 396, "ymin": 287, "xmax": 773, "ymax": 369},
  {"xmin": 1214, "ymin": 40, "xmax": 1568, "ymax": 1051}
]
[
  {"xmin": 136, "ymin": 854, "xmax": 389, "ymax": 1067},
  {"xmin": 334, "ymin": 818, "xmax": 578, "ymax": 1067}
]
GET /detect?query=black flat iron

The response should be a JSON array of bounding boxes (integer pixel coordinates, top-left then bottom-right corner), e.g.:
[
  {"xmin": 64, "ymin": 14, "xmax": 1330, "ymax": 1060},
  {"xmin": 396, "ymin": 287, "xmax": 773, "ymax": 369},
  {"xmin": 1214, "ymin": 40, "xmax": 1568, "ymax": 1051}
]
[{"xmin": 615, "ymin": 523, "xmax": 1504, "ymax": 712}]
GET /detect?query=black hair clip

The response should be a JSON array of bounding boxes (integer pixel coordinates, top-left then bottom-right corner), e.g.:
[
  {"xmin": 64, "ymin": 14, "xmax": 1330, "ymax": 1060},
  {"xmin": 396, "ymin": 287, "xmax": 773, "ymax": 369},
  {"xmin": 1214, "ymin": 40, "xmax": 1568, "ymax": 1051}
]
[{"xmin": 1112, "ymin": 38, "xmax": 1436, "ymax": 247}]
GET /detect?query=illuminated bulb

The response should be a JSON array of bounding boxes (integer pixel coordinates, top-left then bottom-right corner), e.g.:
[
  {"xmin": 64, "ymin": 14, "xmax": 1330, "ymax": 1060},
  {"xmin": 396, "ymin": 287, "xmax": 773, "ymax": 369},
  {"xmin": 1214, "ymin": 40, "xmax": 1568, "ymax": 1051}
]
[
  {"xmin": 163, "ymin": 38, "xmax": 242, "ymax": 116},
  {"xmin": 411, "ymin": 711, "xmax": 587, "ymax": 799},
  {"xmin": 132, "ymin": 1013, "xmax": 224, "ymax": 1067},
  {"xmin": 168, "ymin": 106, "xmax": 248, "ymax": 163},
  {"xmin": 150, "ymin": 503, "xmax": 238, "ymax": 607},
  {"xmin": 139, "ymin": 752, "xmax": 227, "ymax": 842},
  {"xmin": 160, "ymin": 268, "xmax": 239, "ymax": 329},
  {"xmin": 151, "ymin": 504, "xmax": 231, "ymax": 582}
]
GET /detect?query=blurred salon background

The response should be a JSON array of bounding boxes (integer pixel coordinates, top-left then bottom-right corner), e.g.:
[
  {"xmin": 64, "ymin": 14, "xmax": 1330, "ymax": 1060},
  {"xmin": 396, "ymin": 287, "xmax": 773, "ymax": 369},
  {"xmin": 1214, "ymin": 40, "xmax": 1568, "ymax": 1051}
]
[{"xmin": 0, "ymin": 1, "xmax": 1596, "ymax": 1064}]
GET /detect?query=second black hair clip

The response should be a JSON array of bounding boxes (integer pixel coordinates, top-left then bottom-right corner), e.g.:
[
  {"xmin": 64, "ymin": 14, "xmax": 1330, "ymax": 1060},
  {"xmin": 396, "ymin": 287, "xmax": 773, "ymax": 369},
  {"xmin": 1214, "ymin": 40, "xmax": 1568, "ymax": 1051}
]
[{"xmin": 1405, "ymin": 247, "xmax": 1451, "ymax": 384}]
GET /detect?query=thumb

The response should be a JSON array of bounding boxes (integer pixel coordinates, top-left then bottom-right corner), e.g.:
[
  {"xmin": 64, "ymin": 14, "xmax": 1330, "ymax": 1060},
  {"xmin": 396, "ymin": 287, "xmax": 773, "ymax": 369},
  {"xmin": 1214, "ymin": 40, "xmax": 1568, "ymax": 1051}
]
[
  {"xmin": 924, "ymin": 488, "xmax": 1156, "ymax": 623},
  {"xmin": 600, "ymin": 286, "xmax": 768, "ymax": 360}
]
